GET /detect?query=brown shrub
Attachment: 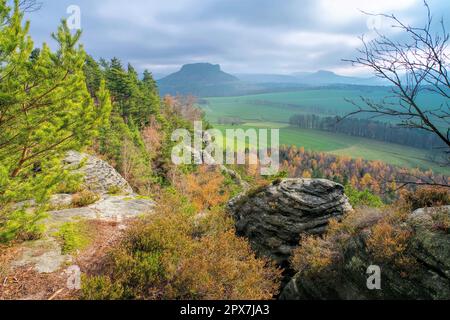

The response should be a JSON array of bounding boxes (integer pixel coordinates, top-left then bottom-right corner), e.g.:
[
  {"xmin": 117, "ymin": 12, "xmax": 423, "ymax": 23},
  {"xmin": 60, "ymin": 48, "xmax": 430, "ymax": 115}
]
[
  {"xmin": 167, "ymin": 230, "xmax": 281, "ymax": 300},
  {"xmin": 141, "ymin": 116, "xmax": 163, "ymax": 158},
  {"xmin": 291, "ymin": 207, "xmax": 416, "ymax": 277},
  {"xmin": 366, "ymin": 219, "xmax": 413, "ymax": 270},
  {"xmin": 430, "ymin": 208, "xmax": 450, "ymax": 232},
  {"xmin": 176, "ymin": 165, "xmax": 230, "ymax": 211},
  {"xmin": 291, "ymin": 235, "xmax": 338, "ymax": 275},
  {"xmin": 71, "ymin": 190, "xmax": 100, "ymax": 208},
  {"xmin": 399, "ymin": 186, "xmax": 450, "ymax": 211},
  {"xmin": 82, "ymin": 191, "xmax": 281, "ymax": 300}
]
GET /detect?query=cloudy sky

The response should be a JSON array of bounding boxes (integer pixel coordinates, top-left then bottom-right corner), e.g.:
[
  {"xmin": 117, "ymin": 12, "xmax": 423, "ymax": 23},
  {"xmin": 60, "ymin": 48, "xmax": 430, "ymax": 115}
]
[{"xmin": 25, "ymin": 0, "xmax": 450, "ymax": 76}]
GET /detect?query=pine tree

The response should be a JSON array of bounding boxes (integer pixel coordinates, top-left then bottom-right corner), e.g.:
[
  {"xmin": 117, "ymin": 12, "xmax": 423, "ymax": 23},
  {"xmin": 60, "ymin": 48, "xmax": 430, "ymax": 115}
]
[
  {"xmin": 0, "ymin": 1, "xmax": 111, "ymax": 242},
  {"xmin": 84, "ymin": 54, "xmax": 103, "ymax": 96}
]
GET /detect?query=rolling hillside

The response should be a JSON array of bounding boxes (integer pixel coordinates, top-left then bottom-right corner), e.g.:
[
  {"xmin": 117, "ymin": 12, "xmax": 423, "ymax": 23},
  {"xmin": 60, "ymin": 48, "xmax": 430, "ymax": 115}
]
[
  {"xmin": 212, "ymin": 122, "xmax": 449, "ymax": 175},
  {"xmin": 201, "ymin": 89, "xmax": 449, "ymax": 175}
]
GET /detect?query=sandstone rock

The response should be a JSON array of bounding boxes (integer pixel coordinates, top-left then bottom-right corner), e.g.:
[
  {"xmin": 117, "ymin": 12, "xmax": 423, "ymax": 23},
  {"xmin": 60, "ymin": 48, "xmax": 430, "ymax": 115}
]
[
  {"xmin": 10, "ymin": 196, "xmax": 155, "ymax": 275},
  {"xmin": 11, "ymin": 238, "xmax": 72, "ymax": 274},
  {"xmin": 9, "ymin": 152, "xmax": 155, "ymax": 275},
  {"xmin": 228, "ymin": 178, "xmax": 352, "ymax": 265},
  {"xmin": 48, "ymin": 195, "xmax": 155, "ymax": 224},
  {"xmin": 64, "ymin": 151, "xmax": 134, "ymax": 195},
  {"xmin": 280, "ymin": 206, "xmax": 450, "ymax": 300}
]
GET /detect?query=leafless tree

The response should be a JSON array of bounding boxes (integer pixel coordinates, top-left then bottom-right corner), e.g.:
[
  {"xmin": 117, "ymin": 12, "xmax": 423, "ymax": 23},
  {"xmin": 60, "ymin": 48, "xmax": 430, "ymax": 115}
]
[
  {"xmin": 344, "ymin": 1, "xmax": 449, "ymax": 153},
  {"xmin": 1, "ymin": 0, "xmax": 42, "ymax": 26},
  {"xmin": 343, "ymin": 1, "xmax": 449, "ymax": 188},
  {"xmin": 18, "ymin": 0, "xmax": 42, "ymax": 12}
]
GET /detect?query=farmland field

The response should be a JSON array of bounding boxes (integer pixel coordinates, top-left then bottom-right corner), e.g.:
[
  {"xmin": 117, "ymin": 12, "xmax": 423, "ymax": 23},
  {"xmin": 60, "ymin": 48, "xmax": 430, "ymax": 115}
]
[
  {"xmin": 202, "ymin": 87, "xmax": 447, "ymax": 125},
  {"xmin": 200, "ymin": 89, "xmax": 449, "ymax": 175},
  {"xmin": 211, "ymin": 123, "xmax": 449, "ymax": 175}
]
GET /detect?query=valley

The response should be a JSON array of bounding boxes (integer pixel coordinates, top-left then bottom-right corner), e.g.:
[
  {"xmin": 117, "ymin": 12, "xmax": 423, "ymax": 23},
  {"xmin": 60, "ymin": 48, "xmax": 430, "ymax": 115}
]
[{"xmin": 200, "ymin": 90, "xmax": 449, "ymax": 175}]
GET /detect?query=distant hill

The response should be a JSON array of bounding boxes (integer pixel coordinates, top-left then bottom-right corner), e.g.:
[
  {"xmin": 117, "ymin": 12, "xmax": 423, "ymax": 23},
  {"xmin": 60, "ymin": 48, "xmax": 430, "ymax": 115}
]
[
  {"xmin": 235, "ymin": 70, "xmax": 385, "ymax": 86},
  {"xmin": 234, "ymin": 73, "xmax": 300, "ymax": 84},
  {"xmin": 292, "ymin": 70, "xmax": 385, "ymax": 86},
  {"xmin": 158, "ymin": 63, "xmax": 240, "ymax": 96},
  {"xmin": 157, "ymin": 63, "xmax": 387, "ymax": 97}
]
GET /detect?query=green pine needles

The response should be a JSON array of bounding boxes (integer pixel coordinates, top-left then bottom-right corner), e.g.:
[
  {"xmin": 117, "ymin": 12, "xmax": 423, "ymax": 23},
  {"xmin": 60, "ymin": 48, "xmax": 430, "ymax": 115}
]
[{"xmin": 0, "ymin": 0, "xmax": 111, "ymax": 242}]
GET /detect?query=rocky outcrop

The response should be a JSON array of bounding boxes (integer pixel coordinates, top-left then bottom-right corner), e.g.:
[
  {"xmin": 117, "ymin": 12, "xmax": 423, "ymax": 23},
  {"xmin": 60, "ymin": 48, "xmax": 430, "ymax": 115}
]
[
  {"xmin": 64, "ymin": 151, "xmax": 134, "ymax": 195},
  {"xmin": 228, "ymin": 179, "xmax": 352, "ymax": 265},
  {"xmin": 280, "ymin": 206, "xmax": 450, "ymax": 300},
  {"xmin": 9, "ymin": 152, "xmax": 154, "ymax": 275},
  {"xmin": 13, "ymin": 195, "xmax": 155, "ymax": 274}
]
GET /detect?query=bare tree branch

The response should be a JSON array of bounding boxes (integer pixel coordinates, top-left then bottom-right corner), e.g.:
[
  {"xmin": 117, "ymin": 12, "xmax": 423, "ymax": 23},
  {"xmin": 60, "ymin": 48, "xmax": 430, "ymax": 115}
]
[{"xmin": 343, "ymin": 0, "xmax": 450, "ymax": 176}]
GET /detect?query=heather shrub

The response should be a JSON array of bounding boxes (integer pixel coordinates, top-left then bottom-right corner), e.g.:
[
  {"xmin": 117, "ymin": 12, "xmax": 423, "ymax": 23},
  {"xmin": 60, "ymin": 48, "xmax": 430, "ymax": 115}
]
[
  {"xmin": 430, "ymin": 208, "xmax": 450, "ymax": 232},
  {"xmin": 82, "ymin": 191, "xmax": 281, "ymax": 300},
  {"xmin": 399, "ymin": 186, "xmax": 450, "ymax": 211},
  {"xmin": 81, "ymin": 275, "xmax": 124, "ymax": 300},
  {"xmin": 291, "ymin": 206, "xmax": 416, "ymax": 278},
  {"xmin": 366, "ymin": 219, "xmax": 413, "ymax": 269},
  {"xmin": 71, "ymin": 190, "xmax": 100, "ymax": 208},
  {"xmin": 174, "ymin": 165, "xmax": 230, "ymax": 211},
  {"xmin": 291, "ymin": 235, "xmax": 337, "ymax": 275}
]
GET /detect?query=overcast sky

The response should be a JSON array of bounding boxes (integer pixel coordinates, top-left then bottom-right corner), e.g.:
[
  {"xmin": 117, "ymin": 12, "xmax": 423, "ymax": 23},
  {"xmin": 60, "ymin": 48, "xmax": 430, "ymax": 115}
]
[{"xmin": 25, "ymin": 0, "xmax": 450, "ymax": 76}]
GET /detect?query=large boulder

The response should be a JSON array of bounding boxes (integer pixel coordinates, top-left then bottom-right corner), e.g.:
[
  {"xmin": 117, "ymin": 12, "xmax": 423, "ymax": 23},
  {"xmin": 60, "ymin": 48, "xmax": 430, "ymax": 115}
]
[
  {"xmin": 280, "ymin": 206, "xmax": 450, "ymax": 300},
  {"xmin": 228, "ymin": 179, "xmax": 352, "ymax": 265},
  {"xmin": 64, "ymin": 151, "xmax": 134, "ymax": 195}
]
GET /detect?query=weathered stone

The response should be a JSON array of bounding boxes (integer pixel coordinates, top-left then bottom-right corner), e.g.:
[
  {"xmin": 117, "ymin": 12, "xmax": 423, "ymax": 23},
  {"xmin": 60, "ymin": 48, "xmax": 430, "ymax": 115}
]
[
  {"xmin": 280, "ymin": 206, "xmax": 450, "ymax": 300},
  {"xmin": 47, "ymin": 195, "xmax": 155, "ymax": 224},
  {"xmin": 11, "ymin": 238, "xmax": 72, "ymax": 274},
  {"xmin": 9, "ymin": 152, "xmax": 155, "ymax": 275},
  {"xmin": 64, "ymin": 151, "xmax": 134, "ymax": 195},
  {"xmin": 228, "ymin": 178, "xmax": 352, "ymax": 265}
]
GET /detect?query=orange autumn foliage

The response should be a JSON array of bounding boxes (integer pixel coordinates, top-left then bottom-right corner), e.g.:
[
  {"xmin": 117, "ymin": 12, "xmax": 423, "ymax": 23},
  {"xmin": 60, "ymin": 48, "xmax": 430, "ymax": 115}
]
[{"xmin": 181, "ymin": 166, "xmax": 230, "ymax": 211}]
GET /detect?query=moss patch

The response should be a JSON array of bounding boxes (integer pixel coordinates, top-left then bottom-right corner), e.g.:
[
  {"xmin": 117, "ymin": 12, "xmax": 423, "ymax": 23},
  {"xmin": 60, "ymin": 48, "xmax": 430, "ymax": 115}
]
[{"xmin": 54, "ymin": 221, "xmax": 93, "ymax": 254}]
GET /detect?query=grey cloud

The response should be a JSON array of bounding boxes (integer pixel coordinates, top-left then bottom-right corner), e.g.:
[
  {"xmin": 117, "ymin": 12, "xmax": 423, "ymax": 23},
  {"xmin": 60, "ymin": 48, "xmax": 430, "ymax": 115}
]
[{"xmin": 24, "ymin": 0, "xmax": 450, "ymax": 75}]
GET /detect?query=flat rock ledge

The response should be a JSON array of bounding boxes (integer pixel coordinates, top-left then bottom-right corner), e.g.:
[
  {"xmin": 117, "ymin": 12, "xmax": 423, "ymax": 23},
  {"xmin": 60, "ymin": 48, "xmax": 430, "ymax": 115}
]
[
  {"xmin": 47, "ymin": 195, "xmax": 155, "ymax": 224},
  {"xmin": 8, "ymin": 150, "xmax": 155, "ymax": 276}
]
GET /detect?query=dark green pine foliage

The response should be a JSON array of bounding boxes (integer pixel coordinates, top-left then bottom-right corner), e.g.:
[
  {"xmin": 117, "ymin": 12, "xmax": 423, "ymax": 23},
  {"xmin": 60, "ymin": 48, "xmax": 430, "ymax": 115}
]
[{"xmin": 101, "ymin": 58, "xmax": 160, "ymax": 127}]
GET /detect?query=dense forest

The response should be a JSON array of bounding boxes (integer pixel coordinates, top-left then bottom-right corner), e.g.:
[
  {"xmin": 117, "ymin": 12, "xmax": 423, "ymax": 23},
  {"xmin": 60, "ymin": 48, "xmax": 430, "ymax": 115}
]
[{"xmin": 289, "ymin": 114, "xmax": 446, "ymax": 151}]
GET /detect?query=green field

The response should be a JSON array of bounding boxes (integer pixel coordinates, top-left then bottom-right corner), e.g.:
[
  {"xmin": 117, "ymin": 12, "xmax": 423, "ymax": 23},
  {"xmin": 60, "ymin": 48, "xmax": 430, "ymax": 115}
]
[
  {"xmin": 211, "ymin": 123, "xmax": 449, "ymax": 175},
  {"xmin": 201, "ymin": 89, "xmax": 449, "ymax": 175},
  {"xmin": 202, "ymin": 88, "xmax": 447, "ymax": 125}
]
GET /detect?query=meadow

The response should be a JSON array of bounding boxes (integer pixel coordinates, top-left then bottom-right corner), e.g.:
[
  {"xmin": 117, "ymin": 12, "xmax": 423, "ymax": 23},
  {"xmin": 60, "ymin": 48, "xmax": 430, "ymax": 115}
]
[
  {"xmin": 201, "ymin": 88, "xmax": 449, "ymax": 175},
  {"xmin": 203, "ymin": 87, "xmax": 447, "ymax": 124}
]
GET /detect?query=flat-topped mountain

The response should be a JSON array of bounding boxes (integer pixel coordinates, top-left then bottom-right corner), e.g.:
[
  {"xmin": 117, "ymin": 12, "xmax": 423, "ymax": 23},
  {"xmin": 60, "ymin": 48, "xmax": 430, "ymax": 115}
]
[
  {"xmin": 157, "ymin": 63, "xmax": 240, "ymax": 96},
  {"xmin": 160, "ymin": 63, "xmax": 238, "ymax": 84}
]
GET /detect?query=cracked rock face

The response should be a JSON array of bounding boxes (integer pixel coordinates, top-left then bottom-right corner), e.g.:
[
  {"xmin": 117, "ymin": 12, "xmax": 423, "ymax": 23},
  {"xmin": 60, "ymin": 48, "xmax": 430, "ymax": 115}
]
[
  {"xmin": 228, "ymin": 179, "xmax": 352, "ymax": 265},
  {"xmin": 64, "ymin": 151, "xmax": 134, "ymax": 195}
]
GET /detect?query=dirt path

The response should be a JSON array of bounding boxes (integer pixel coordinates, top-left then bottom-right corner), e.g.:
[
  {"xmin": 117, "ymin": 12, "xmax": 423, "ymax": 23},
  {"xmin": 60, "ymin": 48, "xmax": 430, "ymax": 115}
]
[{"xmin": 0, "ymin": 220, "xmax": 128, "ymax": 300}]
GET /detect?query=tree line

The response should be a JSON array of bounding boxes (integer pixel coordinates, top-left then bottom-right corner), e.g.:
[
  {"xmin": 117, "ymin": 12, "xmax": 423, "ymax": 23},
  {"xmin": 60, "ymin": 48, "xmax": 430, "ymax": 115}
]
[{"xmin": 289, "ymin": 114, "xmax": 446, "ymax": 151}]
